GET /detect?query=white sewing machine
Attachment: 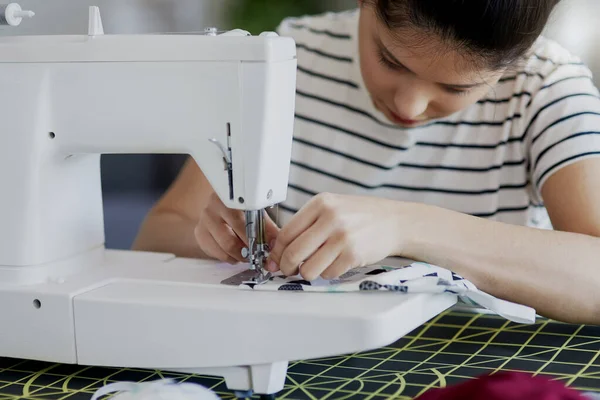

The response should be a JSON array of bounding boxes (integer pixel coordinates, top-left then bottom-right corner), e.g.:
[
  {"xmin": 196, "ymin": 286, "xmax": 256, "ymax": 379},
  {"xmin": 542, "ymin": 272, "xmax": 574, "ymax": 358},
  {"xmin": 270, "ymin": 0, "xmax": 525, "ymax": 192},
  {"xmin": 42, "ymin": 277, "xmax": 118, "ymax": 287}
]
[{"xmin": 0, "ymin": 5, "xmax": 456, "ymax": 397}]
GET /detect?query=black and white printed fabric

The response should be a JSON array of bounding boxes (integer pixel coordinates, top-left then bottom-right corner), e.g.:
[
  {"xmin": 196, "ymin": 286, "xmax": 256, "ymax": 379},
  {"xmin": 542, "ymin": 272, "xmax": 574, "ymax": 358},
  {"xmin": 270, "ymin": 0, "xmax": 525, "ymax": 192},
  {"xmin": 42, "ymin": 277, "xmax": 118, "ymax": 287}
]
[{"xmin": 239, "ymin": 262, "xmax": 536, "ymax": 324}]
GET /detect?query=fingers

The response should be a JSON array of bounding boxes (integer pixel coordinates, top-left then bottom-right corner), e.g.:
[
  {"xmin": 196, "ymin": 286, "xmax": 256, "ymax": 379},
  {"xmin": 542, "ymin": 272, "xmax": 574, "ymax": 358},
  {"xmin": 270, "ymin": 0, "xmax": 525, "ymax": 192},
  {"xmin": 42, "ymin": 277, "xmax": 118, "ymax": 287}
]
[
  {"xmin": 267, "ymin": 194, "xmax": 337, "ymax": 274},
  {"xmin": 221, "ymin": 208, "xmax": 249, "ymax": 247},
  {"xmin": 201, "ymin": 209, "xmax": 246, "ymax": 263},
  {"xmin": 194, "ymin": 223, "xmax": 239, "ymax": 264},
  {"xmin": 270, "ymin": 199, "xmax": 321, "ymax": 255},
  {"xmin": 209, "ymin": 192, "xmax": 248, "ymax": 246},
  {"xmin": 264, "ymin": 211, "xmax": 280, "ymax": 246},
  {"xmin": 269, "ymin": 216, "xmax": 332, "ymax": 276},
  {"xmin": 319, "ymin": 251, "xmax": 354, "ymax": 281},
  {"xmin": 198, "ymin": 192, "xmax": 285, "ymax": 265},
  {"xmin": 297, "ymin": 238, "xmax": 344, "ymax": 281}
]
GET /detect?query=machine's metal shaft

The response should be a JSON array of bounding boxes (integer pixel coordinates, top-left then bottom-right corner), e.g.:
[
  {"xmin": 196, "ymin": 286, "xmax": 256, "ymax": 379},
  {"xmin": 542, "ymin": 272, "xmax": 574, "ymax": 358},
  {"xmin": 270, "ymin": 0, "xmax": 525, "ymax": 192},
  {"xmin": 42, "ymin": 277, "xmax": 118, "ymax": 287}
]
[{"xmin": 243, "ymin": 210, "xmax": 271, "ymax": 283}]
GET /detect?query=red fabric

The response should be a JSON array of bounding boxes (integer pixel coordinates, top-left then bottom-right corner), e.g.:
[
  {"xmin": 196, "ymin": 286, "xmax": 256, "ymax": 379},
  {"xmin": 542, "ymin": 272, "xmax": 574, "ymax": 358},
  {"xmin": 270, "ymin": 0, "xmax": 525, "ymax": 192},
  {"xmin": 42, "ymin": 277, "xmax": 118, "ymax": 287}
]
[{"xmin": 416, "ymin": 371, "xmax": 585, "ymax": 400}]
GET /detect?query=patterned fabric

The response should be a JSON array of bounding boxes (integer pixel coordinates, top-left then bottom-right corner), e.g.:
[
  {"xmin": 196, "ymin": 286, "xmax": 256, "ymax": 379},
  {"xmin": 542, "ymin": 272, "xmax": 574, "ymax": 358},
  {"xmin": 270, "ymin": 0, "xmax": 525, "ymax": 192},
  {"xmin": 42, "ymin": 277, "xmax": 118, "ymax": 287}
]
[{"xmin": 239, "ymin": 263, "xmax": 536, "ymax": 324}]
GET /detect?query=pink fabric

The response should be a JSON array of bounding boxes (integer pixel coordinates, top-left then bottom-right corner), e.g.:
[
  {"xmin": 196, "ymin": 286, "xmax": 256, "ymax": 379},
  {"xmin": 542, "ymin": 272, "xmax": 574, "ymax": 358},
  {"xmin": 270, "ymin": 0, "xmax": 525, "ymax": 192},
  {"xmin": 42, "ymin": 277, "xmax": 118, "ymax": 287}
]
[{"xmin": 416, "ymin": 371, "xmax": 585, "ymax": 400}]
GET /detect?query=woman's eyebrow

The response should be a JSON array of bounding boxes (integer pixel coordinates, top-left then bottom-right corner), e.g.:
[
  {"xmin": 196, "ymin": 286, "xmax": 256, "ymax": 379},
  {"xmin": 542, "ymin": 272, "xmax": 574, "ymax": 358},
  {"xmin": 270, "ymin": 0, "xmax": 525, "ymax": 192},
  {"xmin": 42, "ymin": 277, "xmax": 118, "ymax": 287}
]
[
  {"xmin": 376, "ymin": 38, "xmax": 485, "ymax": 89},
  {"xmin": 377, "ymin": 38, "xmax": 416, "ymax": 73}
]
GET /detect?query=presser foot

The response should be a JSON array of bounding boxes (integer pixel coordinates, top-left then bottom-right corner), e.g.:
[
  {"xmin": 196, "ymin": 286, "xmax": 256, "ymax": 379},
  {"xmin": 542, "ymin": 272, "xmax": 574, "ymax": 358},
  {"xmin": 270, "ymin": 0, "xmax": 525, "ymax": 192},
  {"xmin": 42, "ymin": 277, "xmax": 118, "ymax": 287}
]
[
  {"xmin": 220, "ymin": 268, "xmax": 273, "ymax": 286},
  {"xmin": 241, "ymin": 268, "xmax": 272, "ymax": 286}
]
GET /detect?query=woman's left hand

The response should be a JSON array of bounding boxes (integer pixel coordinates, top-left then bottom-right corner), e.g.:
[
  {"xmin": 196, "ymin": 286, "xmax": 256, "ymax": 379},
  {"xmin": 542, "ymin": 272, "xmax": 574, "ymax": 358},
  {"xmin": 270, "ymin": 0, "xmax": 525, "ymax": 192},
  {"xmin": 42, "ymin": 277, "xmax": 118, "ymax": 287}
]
[{"xmin": 265, "ymin": 193, "xmax": 409, "ymax": 280}]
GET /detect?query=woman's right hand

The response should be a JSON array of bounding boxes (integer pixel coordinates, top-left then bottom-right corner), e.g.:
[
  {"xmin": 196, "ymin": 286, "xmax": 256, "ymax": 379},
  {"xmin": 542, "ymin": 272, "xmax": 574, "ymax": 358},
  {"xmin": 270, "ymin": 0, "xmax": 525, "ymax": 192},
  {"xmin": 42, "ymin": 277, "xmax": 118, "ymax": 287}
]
[{"xmin": 194, "ymin": 192, "xmax": 280, "ymax": 264}]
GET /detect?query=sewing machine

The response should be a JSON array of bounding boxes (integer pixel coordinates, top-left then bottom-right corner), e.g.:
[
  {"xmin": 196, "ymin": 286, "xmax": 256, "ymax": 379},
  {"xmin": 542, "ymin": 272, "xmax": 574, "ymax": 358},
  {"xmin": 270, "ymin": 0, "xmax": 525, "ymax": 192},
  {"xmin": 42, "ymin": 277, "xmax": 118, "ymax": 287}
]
[{"xmin": 0, "ymin": 5, "xmax": 457, "ymax": 398}]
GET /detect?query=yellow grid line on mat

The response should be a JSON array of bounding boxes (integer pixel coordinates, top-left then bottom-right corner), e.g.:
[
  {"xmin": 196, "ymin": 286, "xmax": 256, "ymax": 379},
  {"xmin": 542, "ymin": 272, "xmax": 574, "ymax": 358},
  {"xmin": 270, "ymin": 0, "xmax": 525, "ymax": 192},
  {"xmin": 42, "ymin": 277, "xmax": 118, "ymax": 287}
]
[
  {"xmin": 327, "ymin": 312, "xmax": 450, "ymax": 400},
  {"xmin": 0, "ymin": 310, "xmax": 598, "ymax": 399}
]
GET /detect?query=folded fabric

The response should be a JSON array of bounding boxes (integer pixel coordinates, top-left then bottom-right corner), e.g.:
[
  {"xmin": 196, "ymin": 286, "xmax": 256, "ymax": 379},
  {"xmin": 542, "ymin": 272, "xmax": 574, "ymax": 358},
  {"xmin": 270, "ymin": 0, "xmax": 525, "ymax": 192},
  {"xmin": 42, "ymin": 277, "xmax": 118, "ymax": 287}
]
[
  {"xmin": 91, "ymin": 379, "xmax": 220, "ymax": 400},
  {"xmin": 415, "ymin": 371, "xmax": 589, "ymax": 400},
  {"xmin": 239, "ymin": 262, "xmax": 536, "ymax": 324}
]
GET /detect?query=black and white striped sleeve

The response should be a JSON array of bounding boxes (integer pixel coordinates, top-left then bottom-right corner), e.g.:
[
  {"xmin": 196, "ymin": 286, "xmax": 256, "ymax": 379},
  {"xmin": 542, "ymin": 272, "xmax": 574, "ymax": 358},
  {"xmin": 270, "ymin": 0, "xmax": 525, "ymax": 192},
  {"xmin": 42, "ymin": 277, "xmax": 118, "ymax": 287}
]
[
  {"xmin": 523, "ymin": 63, "xmax": 600, "ymax": 203},
  {"xmin": 275, "ymin": 17, "xmax": 292, "ymax": 36}
]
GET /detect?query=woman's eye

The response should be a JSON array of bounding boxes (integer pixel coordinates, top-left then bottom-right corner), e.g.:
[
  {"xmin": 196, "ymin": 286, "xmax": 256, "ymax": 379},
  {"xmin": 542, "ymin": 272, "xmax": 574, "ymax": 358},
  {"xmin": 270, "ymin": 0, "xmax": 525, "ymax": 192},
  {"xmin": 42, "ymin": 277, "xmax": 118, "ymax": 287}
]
[
  {"xmin": 377, "ymin": 50, "xmax": 403, "ymax": 71},
  {"xmin": 376, "ymin": 46, "xmax": 472, "ymax": 97},
  {"xmin": 445, "ymin": 87, "xmax": 471, "ymax": 96}
]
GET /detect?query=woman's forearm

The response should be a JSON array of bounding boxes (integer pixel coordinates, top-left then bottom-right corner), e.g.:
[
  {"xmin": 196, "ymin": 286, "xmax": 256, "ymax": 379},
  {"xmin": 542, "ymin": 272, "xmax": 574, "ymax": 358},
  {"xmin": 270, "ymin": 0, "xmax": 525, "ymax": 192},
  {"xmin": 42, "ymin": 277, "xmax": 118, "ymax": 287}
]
[
  {"xmin": 400, "ymin": 203, "xmax": 600, "ymax": 324},
  {"xmin": 132, "ymin": 211, "xmax": 207, "ymax": 259},
  {"xmin": 132, "ymin": 158, "xmax": 216, "ymax": 259}
]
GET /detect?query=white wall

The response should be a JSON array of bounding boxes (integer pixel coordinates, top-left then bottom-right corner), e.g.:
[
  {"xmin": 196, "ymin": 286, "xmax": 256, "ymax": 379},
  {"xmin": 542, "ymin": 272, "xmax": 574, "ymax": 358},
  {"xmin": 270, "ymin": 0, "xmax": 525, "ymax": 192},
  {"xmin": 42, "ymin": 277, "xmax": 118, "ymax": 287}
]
[
  {"xmin": 0, "ymin": 0, "xmax": 230, "ymax": 35},
  {"xmin": 544, "ymin": 0, "xmax": 600, "ymax": 78},
  {"xmin": 2, "ymin": 0, "xmax": 599, "ymax": 77},
  {"xmin": 0, "ymin": 0, "xmax": 355, "ymax": 36}
]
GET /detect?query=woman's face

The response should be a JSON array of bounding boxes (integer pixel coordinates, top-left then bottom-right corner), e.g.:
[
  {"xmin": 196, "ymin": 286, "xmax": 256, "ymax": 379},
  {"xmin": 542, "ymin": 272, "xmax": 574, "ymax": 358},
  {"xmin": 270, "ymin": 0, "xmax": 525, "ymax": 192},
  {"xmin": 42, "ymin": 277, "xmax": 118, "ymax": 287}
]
[{"xmin": 357, "ymin": 4, "xmax": 505, "ymax": 127}]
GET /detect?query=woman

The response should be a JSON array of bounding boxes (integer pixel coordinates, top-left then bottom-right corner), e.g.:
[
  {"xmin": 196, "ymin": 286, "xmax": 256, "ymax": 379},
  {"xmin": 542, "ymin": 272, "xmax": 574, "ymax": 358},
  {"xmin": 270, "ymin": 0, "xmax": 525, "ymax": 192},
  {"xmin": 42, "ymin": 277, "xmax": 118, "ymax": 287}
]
[{"xmin": 133, "ymin": 0, "xmax": 600, "ymax": 324}]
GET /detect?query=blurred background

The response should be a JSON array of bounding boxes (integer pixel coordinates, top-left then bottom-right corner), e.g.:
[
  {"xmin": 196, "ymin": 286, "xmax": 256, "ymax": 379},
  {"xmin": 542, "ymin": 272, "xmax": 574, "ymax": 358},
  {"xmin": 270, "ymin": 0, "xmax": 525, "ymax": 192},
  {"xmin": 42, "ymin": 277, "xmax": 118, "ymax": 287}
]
[{"xmin": 1, "ymin": 0, "xmax": 598, "ymax": 250}]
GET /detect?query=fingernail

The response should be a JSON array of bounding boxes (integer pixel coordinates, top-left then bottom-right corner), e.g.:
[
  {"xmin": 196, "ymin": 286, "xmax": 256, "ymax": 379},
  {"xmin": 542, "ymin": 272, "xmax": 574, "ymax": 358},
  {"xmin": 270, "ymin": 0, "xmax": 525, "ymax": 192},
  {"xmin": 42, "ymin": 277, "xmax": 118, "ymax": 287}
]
[
  {"xmin": 269, "ymin": 240, "xmax": 276, "ymax": 249},
  {"xmin": 267, "ymin": 260, "xmax": 278, "ymax": 272}
]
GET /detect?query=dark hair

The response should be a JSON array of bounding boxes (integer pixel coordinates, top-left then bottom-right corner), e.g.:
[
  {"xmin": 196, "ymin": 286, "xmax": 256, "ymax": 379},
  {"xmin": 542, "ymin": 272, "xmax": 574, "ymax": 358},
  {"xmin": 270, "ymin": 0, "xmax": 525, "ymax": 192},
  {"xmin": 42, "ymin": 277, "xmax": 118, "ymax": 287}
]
[{"xmin": 370, "ymin": 0, "xmax": 562, "ymax": 69}]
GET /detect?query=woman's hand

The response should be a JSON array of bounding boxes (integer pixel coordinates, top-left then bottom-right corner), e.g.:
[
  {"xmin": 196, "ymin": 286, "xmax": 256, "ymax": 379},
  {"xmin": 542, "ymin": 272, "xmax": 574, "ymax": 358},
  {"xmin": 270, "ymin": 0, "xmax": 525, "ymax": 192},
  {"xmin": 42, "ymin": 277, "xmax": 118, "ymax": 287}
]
[
  {"xmin": 266, "ymin": 193, "xmax": 408, "ymax": 280},
  {"xmin": 194, "ymin": 192, "xmax": 279, "ymax": 264}
]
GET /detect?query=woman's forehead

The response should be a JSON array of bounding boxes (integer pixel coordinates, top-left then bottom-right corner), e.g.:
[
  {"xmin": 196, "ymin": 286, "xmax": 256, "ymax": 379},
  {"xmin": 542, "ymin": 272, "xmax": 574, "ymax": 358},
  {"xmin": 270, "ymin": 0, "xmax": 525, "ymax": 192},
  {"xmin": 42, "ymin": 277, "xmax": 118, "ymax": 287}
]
[
  {"xmin": 375, "ymin": 22, "xmax": 501, "ymax": 86},
  {"xmin": 362, "ymin": 5, "xmax": 502, "ymax": 86}
]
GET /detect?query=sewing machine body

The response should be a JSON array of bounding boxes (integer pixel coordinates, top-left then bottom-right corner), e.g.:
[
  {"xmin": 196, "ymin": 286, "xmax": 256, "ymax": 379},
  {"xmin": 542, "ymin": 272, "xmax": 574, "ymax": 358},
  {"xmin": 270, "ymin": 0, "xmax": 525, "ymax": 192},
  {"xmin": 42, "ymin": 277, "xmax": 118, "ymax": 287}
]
[
  {"xmin": 0, "ymin": 7, "xmax": 457, "ymax": 395},
  {"xmin": 0, "ymin": 250, "xmax": 456, "ymax": 394},
  {"xmin": 0, "ymin": 11, "xmax": 295, "ymax": 271}
]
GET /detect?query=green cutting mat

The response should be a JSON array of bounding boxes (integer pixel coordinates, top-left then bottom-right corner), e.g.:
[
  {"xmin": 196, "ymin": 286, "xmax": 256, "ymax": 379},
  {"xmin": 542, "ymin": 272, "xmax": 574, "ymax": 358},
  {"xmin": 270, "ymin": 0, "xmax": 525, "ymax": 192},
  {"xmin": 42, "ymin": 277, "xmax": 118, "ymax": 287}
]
[{"xmin": 0, "ymin": 310, "xmax": 599, "ymax": 399}]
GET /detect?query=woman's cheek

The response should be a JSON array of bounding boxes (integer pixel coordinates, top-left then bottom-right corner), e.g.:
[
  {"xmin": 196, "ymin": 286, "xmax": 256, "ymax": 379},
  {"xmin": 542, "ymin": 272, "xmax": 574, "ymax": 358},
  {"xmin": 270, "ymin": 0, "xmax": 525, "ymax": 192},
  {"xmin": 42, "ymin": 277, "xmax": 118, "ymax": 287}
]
[{"xmin": 362, "ymin": 59, "xmax": 387, "ymax": 91}]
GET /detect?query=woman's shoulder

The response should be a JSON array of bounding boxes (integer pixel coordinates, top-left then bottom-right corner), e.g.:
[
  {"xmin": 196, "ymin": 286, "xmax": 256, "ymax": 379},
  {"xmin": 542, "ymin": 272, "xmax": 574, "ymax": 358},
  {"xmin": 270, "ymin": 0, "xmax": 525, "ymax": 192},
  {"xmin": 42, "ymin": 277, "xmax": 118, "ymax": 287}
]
[
  {"xmin": 477, "ymin": 36, "xmax": 597, "ymax": 112},
  {"xmin": 497, "ymin": 36, "xmax": 595, "ymax": 92},
  {"xmin": 528, "ymin": 36, "xmax": 586, "ymax": 66},
  {"xmin": 275, "ymin": 9, "xmax": 361, "ymax": 91},
  {"xmin": 496, "ymin": 37, "xmax": 600, "ymax": 203}
]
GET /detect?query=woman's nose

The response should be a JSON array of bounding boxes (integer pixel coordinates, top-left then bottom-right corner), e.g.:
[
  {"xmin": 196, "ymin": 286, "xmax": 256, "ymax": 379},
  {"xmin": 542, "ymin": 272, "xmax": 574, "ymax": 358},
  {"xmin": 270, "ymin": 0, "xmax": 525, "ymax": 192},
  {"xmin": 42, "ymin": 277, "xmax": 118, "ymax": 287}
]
[{"xmin": 393, "ymin": 87, "xmax": 428, "ymax": 120}]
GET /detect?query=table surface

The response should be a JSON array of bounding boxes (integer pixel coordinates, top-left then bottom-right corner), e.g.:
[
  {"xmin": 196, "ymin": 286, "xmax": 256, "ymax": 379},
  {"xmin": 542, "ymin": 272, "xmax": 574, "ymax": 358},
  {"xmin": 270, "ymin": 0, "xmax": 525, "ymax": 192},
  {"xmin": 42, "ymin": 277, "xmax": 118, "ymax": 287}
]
[{"xmin": 0, "ymin": 309, "xmax": 599, "ymax": 399}]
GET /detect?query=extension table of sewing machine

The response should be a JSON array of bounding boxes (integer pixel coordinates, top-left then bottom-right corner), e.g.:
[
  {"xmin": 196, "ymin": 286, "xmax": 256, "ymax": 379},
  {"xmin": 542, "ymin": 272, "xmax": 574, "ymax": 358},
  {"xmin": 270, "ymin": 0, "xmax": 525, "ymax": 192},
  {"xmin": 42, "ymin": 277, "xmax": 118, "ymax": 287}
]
[{"xmin": 0, "ymin": 308, "xmax": 598, "ymax": 399}]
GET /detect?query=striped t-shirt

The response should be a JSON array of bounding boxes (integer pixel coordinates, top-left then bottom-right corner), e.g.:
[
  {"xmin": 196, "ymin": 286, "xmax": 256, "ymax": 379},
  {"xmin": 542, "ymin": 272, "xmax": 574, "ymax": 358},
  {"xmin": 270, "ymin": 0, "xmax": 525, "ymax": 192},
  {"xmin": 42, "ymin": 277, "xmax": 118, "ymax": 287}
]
[{"xmin": 272, "ymin": 9, "xmax": 600, "ymax": 230}]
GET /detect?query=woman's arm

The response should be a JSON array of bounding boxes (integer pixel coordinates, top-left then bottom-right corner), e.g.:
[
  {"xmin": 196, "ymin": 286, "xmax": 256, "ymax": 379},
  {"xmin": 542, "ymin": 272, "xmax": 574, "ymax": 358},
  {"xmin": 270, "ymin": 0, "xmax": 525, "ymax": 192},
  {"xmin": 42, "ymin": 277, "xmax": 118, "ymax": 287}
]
[
  {"xmin": 266, "ymin": 158, "xmax": 600, "ymax": 325},
  {"xmin": 402, "ymin": 158, "xmax": 600, "ymax": 324},
  {"xmin": 132, "ymin": 158, "xmax": 211, "ymax": 258}
]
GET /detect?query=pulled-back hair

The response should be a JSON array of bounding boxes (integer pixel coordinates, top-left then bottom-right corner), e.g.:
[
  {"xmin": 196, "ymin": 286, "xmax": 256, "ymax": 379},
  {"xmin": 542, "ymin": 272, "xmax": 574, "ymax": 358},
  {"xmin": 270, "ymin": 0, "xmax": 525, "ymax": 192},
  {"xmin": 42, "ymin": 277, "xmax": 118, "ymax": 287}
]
[{"xmin": 369, "ymin": 0, "xmax": 562, "ymax": 69}]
